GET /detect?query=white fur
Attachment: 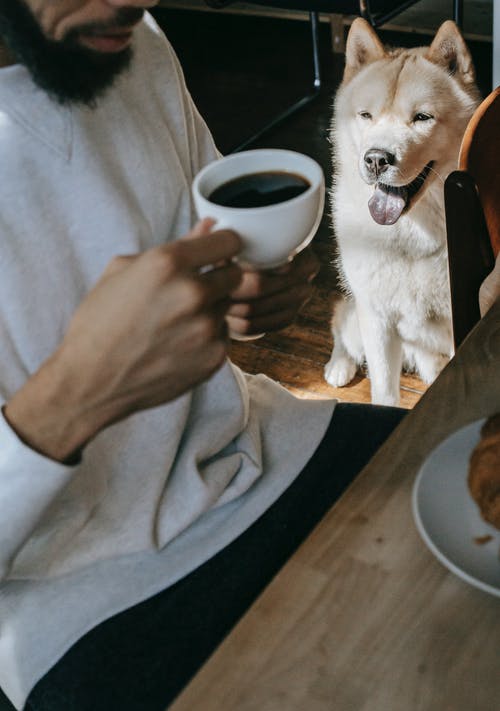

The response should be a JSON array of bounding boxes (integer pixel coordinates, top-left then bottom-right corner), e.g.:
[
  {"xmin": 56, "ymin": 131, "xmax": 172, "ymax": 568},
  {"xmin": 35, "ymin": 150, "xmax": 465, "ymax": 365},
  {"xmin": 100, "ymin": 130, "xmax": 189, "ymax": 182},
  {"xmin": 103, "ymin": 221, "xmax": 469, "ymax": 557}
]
[{"xmin": 324, "ymin": 21, "xmax": 480, "ymax": 405}]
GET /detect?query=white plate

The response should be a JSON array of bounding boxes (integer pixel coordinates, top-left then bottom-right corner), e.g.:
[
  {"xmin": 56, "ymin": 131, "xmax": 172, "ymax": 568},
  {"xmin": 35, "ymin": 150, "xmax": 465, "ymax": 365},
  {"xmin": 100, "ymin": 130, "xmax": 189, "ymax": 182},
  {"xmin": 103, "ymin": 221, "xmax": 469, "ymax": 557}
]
[{"xmin": 412, "ymin": 419, "xmax": 500, "ymax": 597}]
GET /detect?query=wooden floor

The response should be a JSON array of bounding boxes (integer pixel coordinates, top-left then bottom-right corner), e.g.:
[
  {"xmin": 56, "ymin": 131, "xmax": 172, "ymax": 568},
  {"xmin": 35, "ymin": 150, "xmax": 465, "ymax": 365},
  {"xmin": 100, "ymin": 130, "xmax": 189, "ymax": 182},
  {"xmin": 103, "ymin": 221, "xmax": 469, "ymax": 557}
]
[{"xmin": 152, "ymin": 7, "xmax": 493, "ymax": 408}]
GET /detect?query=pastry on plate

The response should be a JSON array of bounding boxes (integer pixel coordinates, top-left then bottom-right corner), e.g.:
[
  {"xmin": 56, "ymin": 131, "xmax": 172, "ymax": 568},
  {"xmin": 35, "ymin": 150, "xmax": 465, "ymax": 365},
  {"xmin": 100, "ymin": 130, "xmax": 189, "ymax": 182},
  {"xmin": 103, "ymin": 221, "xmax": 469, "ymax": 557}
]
[{"xmin": 468, "ymin": 414, "xmax": 500, "ymax": 529}]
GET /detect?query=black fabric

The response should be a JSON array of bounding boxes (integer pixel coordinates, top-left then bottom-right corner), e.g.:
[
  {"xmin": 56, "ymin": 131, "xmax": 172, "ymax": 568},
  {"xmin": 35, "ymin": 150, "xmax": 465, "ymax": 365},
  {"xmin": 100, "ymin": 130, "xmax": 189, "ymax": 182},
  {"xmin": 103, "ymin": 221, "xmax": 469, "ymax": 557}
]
[
  {"xmin": 0, "ymin": 689, "xmax": 14, "ymax": 711},
  {"xmin": 22, "ymin": 403, "xmax": 406, "ymax": 711}
]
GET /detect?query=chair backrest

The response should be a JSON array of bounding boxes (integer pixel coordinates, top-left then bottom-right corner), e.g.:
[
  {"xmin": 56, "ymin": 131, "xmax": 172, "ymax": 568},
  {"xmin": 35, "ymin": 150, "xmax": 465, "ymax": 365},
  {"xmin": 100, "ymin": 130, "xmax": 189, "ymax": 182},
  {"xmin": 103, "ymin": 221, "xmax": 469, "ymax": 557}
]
[
  {"xmin": 445, "ymin": 87, "xmax": 500, "ymax": 349},
  {"xmin": 459, "ymin": 86, "xmax": 500, "ymax": 256}
]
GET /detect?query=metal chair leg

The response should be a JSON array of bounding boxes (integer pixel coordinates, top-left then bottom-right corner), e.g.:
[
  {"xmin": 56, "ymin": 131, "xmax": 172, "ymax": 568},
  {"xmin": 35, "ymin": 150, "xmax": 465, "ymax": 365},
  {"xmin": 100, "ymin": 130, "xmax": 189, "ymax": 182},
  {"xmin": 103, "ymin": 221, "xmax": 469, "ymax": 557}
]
[
  {"xmin": 232, "ymin": 11, "xmax": 322, "ymax": 152},
  {"xmin": 453, "ymin": 0, "xmax": 464, "ymax": 28}
]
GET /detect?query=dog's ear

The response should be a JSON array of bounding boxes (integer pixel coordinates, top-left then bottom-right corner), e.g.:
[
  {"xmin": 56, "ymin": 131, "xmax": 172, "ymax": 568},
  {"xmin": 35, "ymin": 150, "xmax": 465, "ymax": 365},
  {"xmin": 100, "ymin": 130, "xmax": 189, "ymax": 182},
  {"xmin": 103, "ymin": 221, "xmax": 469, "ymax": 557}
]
[
  {"xmin": 427, "ymin": 21, "xmax": 476, "ymax": 88},
  {"xmin": 343, "ymin": 18, "xmax": 386, "ymax": 83}
]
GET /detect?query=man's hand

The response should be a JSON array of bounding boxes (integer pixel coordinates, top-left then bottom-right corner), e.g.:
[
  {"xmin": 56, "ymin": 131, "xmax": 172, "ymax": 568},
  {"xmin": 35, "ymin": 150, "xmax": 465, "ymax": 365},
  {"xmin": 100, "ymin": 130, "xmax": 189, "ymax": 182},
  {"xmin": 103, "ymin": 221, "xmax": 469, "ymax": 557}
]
[
  {"xmin": 4, "ymin": 221, "xmax": 242, "ymax": 462},
  {"xmin": 227, "ymin": 247, "xmax": 320, "ymax": 337}
]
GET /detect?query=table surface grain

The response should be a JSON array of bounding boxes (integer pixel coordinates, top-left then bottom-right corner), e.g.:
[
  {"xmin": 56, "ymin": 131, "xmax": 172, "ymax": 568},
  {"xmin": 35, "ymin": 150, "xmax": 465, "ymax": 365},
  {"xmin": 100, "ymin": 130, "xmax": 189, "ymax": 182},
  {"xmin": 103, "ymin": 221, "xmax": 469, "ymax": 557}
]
[{"xmin": 170, "ymin": 300, "xmax": 500, "ymax": 711}]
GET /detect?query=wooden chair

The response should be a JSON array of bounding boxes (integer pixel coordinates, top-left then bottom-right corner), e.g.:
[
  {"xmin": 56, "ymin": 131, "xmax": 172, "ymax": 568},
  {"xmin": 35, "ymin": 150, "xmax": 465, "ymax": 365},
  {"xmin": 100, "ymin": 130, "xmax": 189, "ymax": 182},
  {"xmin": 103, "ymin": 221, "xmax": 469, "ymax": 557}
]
[{"xmin": 444, "ymin": 86, "xmax": 500, "ymax": 349}]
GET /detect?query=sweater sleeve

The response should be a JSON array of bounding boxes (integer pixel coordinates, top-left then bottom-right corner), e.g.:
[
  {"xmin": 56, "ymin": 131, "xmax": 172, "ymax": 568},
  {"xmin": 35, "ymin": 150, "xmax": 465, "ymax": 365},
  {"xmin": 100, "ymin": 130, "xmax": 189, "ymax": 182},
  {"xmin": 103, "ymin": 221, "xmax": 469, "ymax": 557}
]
[{"xmin": 0, "ymin": 410, "xmax": 74, "ymax": 581}]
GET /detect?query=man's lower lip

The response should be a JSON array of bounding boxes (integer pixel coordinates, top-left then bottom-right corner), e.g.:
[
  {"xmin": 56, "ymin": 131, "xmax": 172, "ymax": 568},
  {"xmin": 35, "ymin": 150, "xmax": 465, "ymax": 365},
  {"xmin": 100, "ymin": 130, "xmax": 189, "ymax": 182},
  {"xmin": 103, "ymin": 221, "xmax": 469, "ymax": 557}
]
[{"xmin": 79, "ymin": 32, "xmax": 133, "ymax": 52}]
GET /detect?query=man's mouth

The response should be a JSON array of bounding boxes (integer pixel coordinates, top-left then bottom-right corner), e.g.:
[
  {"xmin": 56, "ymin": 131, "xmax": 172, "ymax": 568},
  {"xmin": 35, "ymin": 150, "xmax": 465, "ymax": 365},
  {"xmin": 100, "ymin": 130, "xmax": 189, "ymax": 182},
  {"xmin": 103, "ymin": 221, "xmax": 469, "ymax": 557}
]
[
  {"xmin": 78, "ymin": 28, "xmax": 136, "ymax": 53},
  {"xmin": 368, "ymin": 161, "xmax": 434, "ymax": 226}
]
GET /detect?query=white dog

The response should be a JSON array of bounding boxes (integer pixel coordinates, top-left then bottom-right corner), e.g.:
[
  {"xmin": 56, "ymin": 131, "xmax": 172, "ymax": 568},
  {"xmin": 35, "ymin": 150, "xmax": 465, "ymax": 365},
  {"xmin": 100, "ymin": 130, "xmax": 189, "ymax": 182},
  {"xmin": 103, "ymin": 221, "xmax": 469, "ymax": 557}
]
[{"xmin": 324, "ymin": 18, "xmax": 480, "ymax": 405}]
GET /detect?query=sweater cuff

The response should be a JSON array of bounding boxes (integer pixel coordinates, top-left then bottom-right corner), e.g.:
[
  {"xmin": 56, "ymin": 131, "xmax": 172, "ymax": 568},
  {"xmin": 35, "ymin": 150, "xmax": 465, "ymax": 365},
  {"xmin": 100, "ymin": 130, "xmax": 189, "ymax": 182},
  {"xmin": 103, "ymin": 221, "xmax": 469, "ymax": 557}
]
[{"xmin": 0, "ymin": 409, "xmax": 75, "ymax": 579}]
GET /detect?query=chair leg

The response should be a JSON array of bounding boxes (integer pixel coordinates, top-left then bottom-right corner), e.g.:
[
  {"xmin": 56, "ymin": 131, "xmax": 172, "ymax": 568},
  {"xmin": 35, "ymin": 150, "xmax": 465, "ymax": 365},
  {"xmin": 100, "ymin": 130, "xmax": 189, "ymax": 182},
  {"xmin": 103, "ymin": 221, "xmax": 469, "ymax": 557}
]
[
  {"xmin": 232, "ymin": 11, "xmax": 322, "ymax": 152},
  {"xmin": 453, "ymin": 0, "xmax": 464, "ymax": 28},
  {"xmin": 330, "ymin": 14, "xmax": 346, "ymax": 54},
  {"xmin": 311, "ymin": 11, "xmax": 321, "ymax": 90}
]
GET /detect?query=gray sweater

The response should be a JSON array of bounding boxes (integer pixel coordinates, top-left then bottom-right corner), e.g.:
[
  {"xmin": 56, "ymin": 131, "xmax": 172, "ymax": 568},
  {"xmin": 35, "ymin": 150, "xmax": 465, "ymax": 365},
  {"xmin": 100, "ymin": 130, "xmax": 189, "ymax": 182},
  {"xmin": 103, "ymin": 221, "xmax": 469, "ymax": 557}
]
[{"xmin": 0, "ymin": 15, "xmax": 334, "ymax": 708}]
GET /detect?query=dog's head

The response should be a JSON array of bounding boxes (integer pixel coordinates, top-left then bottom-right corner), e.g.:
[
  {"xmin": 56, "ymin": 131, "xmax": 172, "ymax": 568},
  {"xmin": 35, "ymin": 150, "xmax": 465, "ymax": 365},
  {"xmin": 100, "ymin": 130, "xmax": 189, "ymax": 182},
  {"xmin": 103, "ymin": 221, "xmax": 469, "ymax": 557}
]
[{"xmin": 334, "ymin": 19, "xmax": 480, "ymax": 225}]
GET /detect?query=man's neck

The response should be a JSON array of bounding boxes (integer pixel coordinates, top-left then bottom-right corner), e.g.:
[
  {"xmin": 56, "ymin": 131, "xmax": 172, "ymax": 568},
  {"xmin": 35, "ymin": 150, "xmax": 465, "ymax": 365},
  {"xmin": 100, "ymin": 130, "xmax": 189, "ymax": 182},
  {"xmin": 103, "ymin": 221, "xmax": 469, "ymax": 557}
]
[{"xmin": 0, "ymin": 41, "xmax": 14, "ymax": 68}]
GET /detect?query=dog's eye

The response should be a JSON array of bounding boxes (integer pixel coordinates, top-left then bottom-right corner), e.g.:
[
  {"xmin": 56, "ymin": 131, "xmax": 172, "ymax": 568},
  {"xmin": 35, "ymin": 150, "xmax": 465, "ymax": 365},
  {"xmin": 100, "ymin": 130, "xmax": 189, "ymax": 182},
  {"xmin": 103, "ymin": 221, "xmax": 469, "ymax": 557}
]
[
  {"xmin": 413, "ymin": 112, "xmax": 433, "ymax": 122},
  {"xmin": 358, "ymin": 111, "xmax": 372, "ymax": 120}
]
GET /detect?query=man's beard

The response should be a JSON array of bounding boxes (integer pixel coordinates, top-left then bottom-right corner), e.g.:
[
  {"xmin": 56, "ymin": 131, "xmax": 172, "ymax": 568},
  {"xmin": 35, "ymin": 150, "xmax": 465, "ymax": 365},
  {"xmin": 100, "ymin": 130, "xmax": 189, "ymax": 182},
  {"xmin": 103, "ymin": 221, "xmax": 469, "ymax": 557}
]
[{"xmin": 0, "ymin": 0, "xmax": 143, "ymax": 105}]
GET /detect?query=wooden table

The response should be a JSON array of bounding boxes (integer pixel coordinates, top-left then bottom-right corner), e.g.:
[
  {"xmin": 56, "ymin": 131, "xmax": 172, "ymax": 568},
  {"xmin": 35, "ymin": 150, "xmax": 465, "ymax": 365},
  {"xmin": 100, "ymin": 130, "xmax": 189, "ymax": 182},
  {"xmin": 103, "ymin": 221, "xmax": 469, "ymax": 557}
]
[{"xmin": 171, "ymin": 299, "xmax": 500, "ymax": 711}]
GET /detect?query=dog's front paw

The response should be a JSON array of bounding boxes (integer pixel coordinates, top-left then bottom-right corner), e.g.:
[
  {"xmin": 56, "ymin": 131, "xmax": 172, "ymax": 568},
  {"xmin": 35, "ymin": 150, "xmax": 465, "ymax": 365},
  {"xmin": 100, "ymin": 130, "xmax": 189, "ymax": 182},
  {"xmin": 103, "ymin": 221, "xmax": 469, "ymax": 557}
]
[{"xmin": 324, "ymin": 356, "xmax": 357, "ymax": 387}]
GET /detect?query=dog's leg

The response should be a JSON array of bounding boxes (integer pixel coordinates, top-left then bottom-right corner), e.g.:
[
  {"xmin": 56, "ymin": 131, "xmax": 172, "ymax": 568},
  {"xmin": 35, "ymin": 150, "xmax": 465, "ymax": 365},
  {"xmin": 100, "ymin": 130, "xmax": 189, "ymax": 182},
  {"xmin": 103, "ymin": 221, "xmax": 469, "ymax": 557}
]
[
  {"xmin": 324, "ymin": 297, "xmax": 360, "ymax": 387},
  {"xmin": 357, "ymin": 303, "xmax": 403, "ymax": 406},
  {"xmin": 410, "ymin": 346, "xmax": 449, "ymax": 385}
]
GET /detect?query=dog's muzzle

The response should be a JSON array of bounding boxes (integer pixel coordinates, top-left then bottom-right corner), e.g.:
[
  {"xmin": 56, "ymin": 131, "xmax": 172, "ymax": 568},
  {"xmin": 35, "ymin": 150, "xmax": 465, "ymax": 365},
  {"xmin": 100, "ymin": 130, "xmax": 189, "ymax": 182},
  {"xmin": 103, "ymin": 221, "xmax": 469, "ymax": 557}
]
[{"xmin": 368, "ymin": 161, "xmax": 434, "ymax": 225}]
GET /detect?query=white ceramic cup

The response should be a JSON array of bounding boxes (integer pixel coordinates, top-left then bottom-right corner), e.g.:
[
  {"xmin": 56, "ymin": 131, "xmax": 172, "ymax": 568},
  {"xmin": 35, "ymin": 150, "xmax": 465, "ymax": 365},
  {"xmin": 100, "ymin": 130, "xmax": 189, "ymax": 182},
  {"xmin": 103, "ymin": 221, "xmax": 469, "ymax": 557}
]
[{"xmin": 192, "ymin": 148, "xmax": 325, "ymax": 270}]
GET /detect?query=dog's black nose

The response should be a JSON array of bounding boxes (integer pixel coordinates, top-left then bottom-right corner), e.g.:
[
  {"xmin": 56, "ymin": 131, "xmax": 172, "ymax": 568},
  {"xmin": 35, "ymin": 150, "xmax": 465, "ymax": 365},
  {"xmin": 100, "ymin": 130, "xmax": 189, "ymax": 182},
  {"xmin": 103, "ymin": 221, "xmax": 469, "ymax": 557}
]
[{"xmin": 364, "ymin": 149, "xmax": 395, "ymax": 177}]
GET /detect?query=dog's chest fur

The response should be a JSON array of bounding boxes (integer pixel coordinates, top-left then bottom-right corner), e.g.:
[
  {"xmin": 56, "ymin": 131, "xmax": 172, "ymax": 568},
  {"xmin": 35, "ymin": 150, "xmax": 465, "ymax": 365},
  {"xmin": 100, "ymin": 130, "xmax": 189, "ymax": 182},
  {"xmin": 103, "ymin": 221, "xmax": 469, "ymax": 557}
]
[{"xmin": 333, "ymin": 177, "xmax": 451, "ymax": 347}]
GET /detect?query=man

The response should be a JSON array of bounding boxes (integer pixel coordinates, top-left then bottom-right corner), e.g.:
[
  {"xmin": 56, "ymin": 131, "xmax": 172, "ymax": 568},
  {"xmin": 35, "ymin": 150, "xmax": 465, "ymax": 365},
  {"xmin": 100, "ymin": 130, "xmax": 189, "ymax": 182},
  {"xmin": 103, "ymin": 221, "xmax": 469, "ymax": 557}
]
[{"xmin": 0, "ymin": 1, "xmax": 408, "ymax": 709}]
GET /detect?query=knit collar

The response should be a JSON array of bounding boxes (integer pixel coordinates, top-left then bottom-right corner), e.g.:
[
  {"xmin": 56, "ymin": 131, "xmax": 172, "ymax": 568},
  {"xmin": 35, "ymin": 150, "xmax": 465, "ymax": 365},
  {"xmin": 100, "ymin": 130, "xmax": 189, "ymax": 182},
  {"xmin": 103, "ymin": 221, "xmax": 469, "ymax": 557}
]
[{"xmin": 0, "ymin": 63, "xmax": 73, "ymax": 161}]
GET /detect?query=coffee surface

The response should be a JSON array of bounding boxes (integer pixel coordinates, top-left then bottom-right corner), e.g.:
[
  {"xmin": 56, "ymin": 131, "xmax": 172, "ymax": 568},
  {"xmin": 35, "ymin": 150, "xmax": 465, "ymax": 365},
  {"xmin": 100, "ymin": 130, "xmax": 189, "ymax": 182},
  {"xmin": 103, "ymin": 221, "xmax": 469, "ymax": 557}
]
[{"xmin": 208, "ymin": 170, "xmax": 310, "ymax": 208}]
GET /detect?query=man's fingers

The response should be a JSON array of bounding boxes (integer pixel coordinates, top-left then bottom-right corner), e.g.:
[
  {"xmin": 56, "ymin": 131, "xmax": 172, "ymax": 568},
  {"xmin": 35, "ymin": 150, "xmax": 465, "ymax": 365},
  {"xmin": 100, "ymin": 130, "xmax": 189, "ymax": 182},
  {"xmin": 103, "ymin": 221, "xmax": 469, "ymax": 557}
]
[
  {"xmin": 170, "ymin": 229, "xmax": 242, "ymax": 271},
  {"xmin": 230, "ymin": 247, "xmax": 319, "ymax": 301},
  {"xmin": 183, "ymin": 218, "xmax": 217, "ymax": 240},
  {"xmin": 102, "ymin": 254, "xmax": 138, "ymax": 278},
  {"xmin": 227, "ymin": 307, "xmax": 299, "ymax": 336},
  {"xmin": 199, "ymin": 261, "xmax": 243, "ymax": 303},
  {"xmin": 227, "ymin": 281, "xmax": 313, "ymax": 318}
]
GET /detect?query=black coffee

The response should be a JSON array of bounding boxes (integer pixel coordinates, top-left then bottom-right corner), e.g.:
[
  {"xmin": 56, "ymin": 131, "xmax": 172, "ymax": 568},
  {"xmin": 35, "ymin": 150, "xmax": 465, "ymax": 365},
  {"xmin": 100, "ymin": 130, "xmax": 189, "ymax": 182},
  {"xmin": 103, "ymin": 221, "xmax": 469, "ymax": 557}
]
[{"xmin": 208, "ymin": 170, "xmax": 310, "ymax": 208}]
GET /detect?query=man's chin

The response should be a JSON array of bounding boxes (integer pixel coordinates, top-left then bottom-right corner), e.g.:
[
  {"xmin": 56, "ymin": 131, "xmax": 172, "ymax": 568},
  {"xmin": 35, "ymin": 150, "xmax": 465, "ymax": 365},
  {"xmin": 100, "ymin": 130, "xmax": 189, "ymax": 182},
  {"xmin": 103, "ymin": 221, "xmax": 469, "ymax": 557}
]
[{"xmin": 29, "ymin": 45, "xmax": 133, "ymax": 106}]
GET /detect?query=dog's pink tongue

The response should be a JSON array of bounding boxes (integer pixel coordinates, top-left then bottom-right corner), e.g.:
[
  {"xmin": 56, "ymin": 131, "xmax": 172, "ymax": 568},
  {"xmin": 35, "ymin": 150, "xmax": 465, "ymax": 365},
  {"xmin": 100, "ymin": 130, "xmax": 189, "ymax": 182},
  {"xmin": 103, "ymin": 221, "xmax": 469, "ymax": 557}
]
[{"xmin": 368, "ymin": 186, "xmax": 406, "ymax": 225}]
